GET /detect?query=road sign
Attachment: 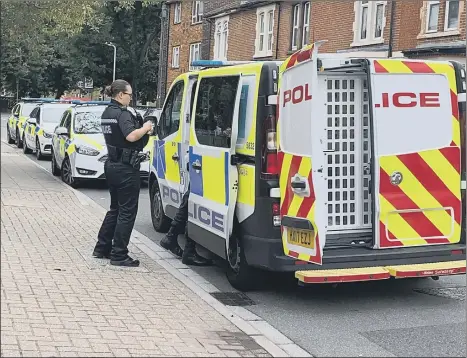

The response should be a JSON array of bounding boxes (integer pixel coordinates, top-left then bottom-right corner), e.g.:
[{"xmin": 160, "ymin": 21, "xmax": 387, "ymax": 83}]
[{"xmin": 84, "ymin": 77, "xmax": 93, "ymax": 89}]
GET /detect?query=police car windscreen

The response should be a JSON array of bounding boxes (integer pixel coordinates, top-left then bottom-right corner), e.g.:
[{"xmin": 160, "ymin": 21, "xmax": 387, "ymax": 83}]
[
  {"xmin": 21, "ymin": 103, "xmax": 37, "ymax": 116},
  {"xmin": 42, "ymin": 107, "xmax": 70, "ymax": 123},
  {"xmin": 73, "ymin": 109, "xmax": 105, "ymax": 134}
]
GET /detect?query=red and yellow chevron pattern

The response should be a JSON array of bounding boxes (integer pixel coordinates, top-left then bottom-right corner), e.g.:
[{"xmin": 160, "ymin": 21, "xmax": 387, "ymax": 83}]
[
  {"xmin": 278, "ymin": 43, "xmax": 324, "ymax": 264},
  {"xmin": 373, "ymin": 59, "xmax": 462, "ymax": 248}
]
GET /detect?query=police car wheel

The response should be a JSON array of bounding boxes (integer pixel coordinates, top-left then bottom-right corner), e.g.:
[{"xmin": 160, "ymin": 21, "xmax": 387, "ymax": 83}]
[
  {"xmin": 22, "ymin": 134, "xmax": 31, "ymax": 154},
  {"xmin": 51, "ymin": 150, "xmax": 60, "ymax": 176},
  {"xmin": 15, "ymin": 129, "xmax": 22, "ymax": 148},
  {"xmin": 225, "ymin": 227, "xmax": 259, "ymax": 292},
  {"xmin": 6, "ymin": 125, "xmax": 14, "ymax": 144},
  {"xmin": 150, "ymin": 181, "xmax": 171, "ymax": 232},
  {"xmin": 61, "ymin": 157, "xmax": 78, "ymax": 188},
  {"xmin": 35, "ymin": 138, "xmax": 44, "ymax": 160}
]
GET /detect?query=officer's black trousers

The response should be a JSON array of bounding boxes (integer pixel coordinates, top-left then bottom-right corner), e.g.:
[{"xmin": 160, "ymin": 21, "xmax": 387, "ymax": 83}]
[
  {"xmin": 95, "ymin": 160, "xmax": 140, "ymax": 261},
  {"xmin": 168, "ymin": 187, "xmax": 189, "ymax": 238}
]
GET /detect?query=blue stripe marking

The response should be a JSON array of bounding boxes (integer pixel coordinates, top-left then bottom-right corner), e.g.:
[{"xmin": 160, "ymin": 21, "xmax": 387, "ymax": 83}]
[
  {"xmin": 35, "ymin": 126, "xmax": 40, "ymax": 134},
  {"xmin": 177, "ymin": 142, "xmax": 182, "ymax": 172},
  {"xmin": 224, "ymin": 151, "xmax": 229, "ymax": 206},
  {"xmin": 65, "ymin": 139, "xmax": 71, "ymax": 150},
  {"xmin": 155, "ymin": 140, "xmax": 166, "ymax": 179},
  {"xmin": 189, "ymin": 146, "xmax": 203, "ymax": 196}
]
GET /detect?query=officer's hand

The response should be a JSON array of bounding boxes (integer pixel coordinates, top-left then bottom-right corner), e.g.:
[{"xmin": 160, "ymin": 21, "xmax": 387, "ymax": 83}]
[{"xmin": 143, "ymin": 121, "xmax": 153, "ymax": 134}]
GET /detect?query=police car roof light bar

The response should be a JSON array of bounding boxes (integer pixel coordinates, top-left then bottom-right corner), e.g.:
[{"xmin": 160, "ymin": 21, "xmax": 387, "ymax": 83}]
[
  {"xmin": 21, "ymin": 98, "xmax": 59, "ymax": 103},
  {"xmin": 72, "ymin": 100, "xmax": 111, "ymax": 106}
]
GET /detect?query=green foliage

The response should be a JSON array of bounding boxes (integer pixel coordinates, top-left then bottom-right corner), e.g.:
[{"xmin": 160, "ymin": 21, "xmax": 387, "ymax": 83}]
[{"xmin": 0, "ymin": 1, "xmax": 162, "ymax": 103}]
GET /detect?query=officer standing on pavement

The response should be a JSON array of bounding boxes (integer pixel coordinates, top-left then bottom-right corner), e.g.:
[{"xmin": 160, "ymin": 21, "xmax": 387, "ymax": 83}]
[{"xmin": 92, "ymin": 79, "xmax": 153, "ymax": 267}]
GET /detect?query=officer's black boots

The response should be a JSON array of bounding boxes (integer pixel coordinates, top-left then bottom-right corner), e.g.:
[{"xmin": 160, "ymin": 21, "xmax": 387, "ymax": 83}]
[
  {"xmin": 110, "ymin": 256, "xmax": 140, "ymax": 267},
  {"xmin": 160, "ymin": 230, "xmax": 184, "ymax": 258},
  {"xmin": 182, "ymin": 237, "xmax": 213, "ymax": 266}
]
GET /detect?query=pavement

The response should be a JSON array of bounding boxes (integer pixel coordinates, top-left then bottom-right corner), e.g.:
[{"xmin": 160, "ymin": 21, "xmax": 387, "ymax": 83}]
[
  {"xmin": 1, "ymin": 112, "xmax": 466, "ymax": 357},
  {"xmin": 0, "ymin": 141, "xmax": 310, "ymax": 358}
]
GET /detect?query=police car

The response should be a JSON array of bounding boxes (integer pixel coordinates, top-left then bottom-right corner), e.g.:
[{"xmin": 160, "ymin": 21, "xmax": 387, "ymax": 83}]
[
  {"xmin": 22, "ymin": 102, "xmax": 75, "ymax": 159},
  {"xmin": 51, "ymin": 101, "xmax": 151, "ymax": 187},
  {"xmin": 6, "ymin": 98, "xmax": 46, "ymax": 147}
]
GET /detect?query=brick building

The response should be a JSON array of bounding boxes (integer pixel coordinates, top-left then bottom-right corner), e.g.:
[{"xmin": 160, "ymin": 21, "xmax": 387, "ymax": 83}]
[{"xmin": 156, "ymin": 0, "xmax": 466, "ymax": 105}]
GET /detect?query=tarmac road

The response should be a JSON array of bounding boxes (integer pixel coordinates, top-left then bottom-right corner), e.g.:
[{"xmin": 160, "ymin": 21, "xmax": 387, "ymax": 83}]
[{"xmin": 2, "ymin": 112, "xmax": 465, "ymax": 357}]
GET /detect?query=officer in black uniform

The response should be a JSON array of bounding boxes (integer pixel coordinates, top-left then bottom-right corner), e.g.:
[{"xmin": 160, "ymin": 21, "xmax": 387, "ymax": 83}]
[{"xmin": 92, "ymin": 79, "xmax": 153, "ymax": 267}]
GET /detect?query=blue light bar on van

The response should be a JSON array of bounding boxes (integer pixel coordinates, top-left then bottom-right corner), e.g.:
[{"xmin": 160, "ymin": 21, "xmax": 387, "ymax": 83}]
[{"xmin": 191, "ymin": 60, "xmax": 255, "ymax": 68}]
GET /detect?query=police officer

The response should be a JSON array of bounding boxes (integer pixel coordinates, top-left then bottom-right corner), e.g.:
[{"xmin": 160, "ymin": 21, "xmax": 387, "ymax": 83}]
[
  {"xmin": 160, "ymin": 184, "xmax": 213, "ymax": 266},
  {"xmin": 92, "ymin": 80, "xmax": 153, "ymax": 267}
]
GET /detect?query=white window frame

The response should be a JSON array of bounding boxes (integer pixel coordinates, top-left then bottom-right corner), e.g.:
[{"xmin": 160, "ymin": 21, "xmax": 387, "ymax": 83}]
[
  {"xmin": 254, "ymin": 4, "xmax": 275, "ymax": 58},
  {"xmin": 291, "ymin": 4, "xmax": 300, "ymax": 51},
  {"xmin": 351, "ymin": 0, "xmax": 387, "ymax": 47},
  {"xmin": 213, "ymin": 16, "xmax": 229, "ymax": 61},
  {"xmin": 192, "ymin": 0, "xmax": 203, "ymax": 25},
  {"xmin": 426, "ymin": 0, "xmax": 440, "ymax": 33},
  {"xmin": 302, "ymin": 2, "xmax": 311, "ymax": 47},
  {"xmin": 172, "ymin": 46, "xmax": 180, "ymax": 68},
  {"xmin": 174, "ymin": 2, "xmax": 182, "ymax": 24},
  {"xmin": 189, "ymin": 42, "xmax": 201, "ymax": 71},
  {"xmin": 444, "ymin": 0, "xmax": 460, "ymax": 31}
]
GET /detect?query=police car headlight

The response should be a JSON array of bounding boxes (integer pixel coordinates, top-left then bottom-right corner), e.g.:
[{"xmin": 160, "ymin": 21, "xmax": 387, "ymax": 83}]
[
  {"xmin": 43, "ymin": 132, "xmax": 52, "ymax": 139},
  {"xmin": 76, "ymin": 145, "xmax": 99, "ymax": 156}
]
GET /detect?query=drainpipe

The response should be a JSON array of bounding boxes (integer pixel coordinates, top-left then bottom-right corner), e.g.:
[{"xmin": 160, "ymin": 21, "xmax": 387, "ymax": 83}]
[
  {"xmin": 275, "ymin": 2, "xmax": 281, "ymax": 59},
  {"xmin": 388, "ymin": 0, "xmax": 396, "ymax": 58}
]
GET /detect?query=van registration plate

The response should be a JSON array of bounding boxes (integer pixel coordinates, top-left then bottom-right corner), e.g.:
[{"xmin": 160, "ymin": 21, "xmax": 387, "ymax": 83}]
[{"xmin": 287, "ymin": 229, "xmax": 315, "ymax": 249}]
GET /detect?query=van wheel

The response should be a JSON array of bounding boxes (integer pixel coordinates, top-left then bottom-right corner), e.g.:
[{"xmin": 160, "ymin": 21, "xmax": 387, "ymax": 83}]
[
  {"xmin": 16, "ymin": 129, "xmax": 22, "ymax": 148},
  {"xmin": 51, "ymin": 149, "xmax": 60, "ymax": 176},
  {"xmin": 22, "ymin": 134, "xmax": 31, "ymax": 154},
  {"xmin": 6, "ymin": 125, "xmax": 14, "ymax": 144},
  {"xmin": 225, "ymin": 225, "xmax": 261, "ymax": 292},
  {"xmin": 150, "ymin": 180, "xmax": 171, "ymax": 233}
]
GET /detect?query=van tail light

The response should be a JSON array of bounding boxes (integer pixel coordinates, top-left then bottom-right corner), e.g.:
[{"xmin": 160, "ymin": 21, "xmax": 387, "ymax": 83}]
[
  {"xmin": 262, "ymin": 114, "xmax": 278, "ymax": 178},
  {"xmin": 272, "ymin": 202, "xmax": 280, "ymax": 226}
]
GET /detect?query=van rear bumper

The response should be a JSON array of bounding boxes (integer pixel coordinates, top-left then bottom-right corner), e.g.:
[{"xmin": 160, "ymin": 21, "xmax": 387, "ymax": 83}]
[{"xmin": 243, "ymin": 234, "xmax": 466, "ymax": 272}]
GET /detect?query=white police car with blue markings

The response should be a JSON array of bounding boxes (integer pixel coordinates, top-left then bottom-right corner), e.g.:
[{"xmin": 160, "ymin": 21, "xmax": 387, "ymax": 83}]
[
  {"xmin": 51, "ymin": 101, "xmax": 151, "ymax": 187},
  {"xmin": 22, "ymin": 102, "xmax": 74, "ymax": 160}
]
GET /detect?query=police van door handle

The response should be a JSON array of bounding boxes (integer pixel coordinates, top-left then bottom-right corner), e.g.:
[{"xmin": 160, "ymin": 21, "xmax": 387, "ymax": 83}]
[
  {"xmin": 192, "ymin": 160, "xmax": 202, "ymax": 171},
  {"xmin": 172, "ymin": 153, "xmax": 179, "ymax": 161},
  {"xmin": 291, "ymin": 181, "xmax": 306, "ymax": 189}
]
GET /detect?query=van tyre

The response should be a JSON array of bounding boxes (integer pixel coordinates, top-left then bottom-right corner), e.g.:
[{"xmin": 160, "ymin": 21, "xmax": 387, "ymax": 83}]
[
  {"xmin": 51, "ymin": 149, "xmax": 60, "ymax": 176},
  {"xmin": 150, "ymin": 180, "xmax": 171, "ymax": 233},
  {"xmin": 6, "ymin": 125, "xmax": 14, "ymax": 144},
  {"xmin": 22, "ymin": 134, "xmax": 31, "ymax": 154},
  {"xmin": 61, "ymin": 156, "xmax": 78, "ymax": 188},
  {"xmin": 226, "ymin": 224, "xmax": 262, "ymax": 292},
  {"xmin": 16, "ymin": 129, "xmax": 22, "ymax": 148}
]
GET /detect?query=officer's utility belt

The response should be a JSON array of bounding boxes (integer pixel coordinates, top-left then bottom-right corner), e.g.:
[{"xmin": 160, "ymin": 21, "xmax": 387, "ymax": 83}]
[{"xmin": 107, "ymin": 145, "xmax": 147, "ymax": 168}]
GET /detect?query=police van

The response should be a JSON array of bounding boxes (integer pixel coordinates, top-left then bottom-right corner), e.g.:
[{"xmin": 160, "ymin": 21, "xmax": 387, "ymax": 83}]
[{"xmin": 149, "ymin": 42, "xmax": 466, "ymax": 291}]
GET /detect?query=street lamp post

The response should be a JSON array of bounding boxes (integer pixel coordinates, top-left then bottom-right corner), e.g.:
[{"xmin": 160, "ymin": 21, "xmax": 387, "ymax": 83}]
[{"xmin": 105, "ymin": 42, "xmax": 117, "ymax": 82}]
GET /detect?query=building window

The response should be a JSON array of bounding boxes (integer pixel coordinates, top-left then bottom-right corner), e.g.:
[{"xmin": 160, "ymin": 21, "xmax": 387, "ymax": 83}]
[
  {"xmin": 302, "ymin": 2, "xmax": 311, "ymax": 47},
  {"xmin": 172, "ymin": 46, "xmax": 180, "ymax": 68},
  {"xmin": 174, "ymin": 2, "xmax": 181, "ymax": 24},
  {"xmin": 445, "ymin": 0, "xmax": 460, "ymax": 31},
  {"xmin": 352, "ymin": 0, "xmax": 387, "ymax": 46},
  {"xmin": 426, "ymin": 1, "xmax": 440, "ymax": 32},
  {"xmin": 214, "ymin": 16, "xmax": 229, "ymax": 61},
  {"xmin": 291, "ymin": 4, "xmax": 300, "ymax": 50},
  {"xmin": 189, "ymin": 43, "xmax": 201, "ymax": 71},
  {"xmin": 255, "ymin": 4, "xmax": 275, "ymax": 57},
  {"xmin": 192, "ymin": 0, "xmax": 203, "ymax": 24}
]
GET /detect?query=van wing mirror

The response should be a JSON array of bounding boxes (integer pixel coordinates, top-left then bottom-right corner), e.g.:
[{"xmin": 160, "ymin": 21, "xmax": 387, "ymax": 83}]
[{"xmin": 54, "ymin": 126, "xmax": 69, "ymax": 136}]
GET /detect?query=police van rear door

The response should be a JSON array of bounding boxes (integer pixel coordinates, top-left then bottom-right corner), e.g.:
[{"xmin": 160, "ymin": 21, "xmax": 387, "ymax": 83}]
[
  {"xmin": 279, "ymin": 44, "xmax": 328, "ymax": 265},
  {"xmin": 187, "ymin": 71, "xmax": 242, "ymax": 258},
  {"xmin": 370, "ymin": 59, "xmax": 462, "ymax": 248}
]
